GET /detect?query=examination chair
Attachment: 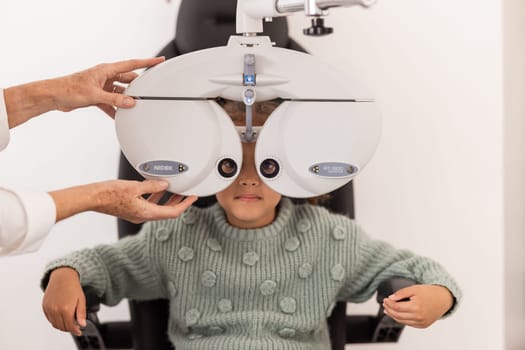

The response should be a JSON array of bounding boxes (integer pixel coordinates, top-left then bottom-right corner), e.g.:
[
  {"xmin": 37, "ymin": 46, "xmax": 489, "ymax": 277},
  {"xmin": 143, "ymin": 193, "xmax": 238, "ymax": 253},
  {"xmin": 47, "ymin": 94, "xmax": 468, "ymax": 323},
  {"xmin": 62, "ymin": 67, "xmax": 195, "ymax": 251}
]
[{"xmin": 72, "ymin": 1, "xmax": 415, "ymax": 349}]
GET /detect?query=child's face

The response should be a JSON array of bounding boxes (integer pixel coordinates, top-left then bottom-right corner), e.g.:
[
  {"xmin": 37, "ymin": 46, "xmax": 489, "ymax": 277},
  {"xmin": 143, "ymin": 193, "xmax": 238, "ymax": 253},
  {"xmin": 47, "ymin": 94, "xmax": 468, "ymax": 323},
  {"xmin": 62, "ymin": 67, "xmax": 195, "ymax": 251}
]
[
  {"xmin": 215, "ymin": 100, "xmax": 282, "ymax": 228},
  {"xmin": 216, "ymin": 142, "xmax": 282, "ymax": 228}
]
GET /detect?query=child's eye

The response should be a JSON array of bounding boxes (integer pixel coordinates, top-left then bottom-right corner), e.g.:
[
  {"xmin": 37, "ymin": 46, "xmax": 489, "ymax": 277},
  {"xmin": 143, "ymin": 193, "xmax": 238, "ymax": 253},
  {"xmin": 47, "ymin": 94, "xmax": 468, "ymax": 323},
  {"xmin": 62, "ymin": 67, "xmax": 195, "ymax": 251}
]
[
  {"xmin": 218, "ymin": 158, "xmax": 238, "ymax": 178},
  {"xmin": 260, "ymin": 159, "xmax": 280, "ymax": 178}
]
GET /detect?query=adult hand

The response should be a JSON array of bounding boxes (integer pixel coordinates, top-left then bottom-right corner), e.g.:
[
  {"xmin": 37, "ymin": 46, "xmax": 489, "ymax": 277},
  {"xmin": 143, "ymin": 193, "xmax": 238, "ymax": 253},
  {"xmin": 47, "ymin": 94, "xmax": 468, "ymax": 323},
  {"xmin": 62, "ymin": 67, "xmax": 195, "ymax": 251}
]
[
  {"xmin": 50, "ymin": 179, "xmax": 198, "ymax": 224},
  {"xmin": 42, "ymin": 267, "xmax": 86, "ymax": 336},
  {"xmin": 4, "ymin": 57, "xmax": 165, "ymax": 128},
  {"xmin": 53, "ymin": 57, "xmax": 165, "ymax": 118},
  {"xmin": 382, "ymin": 284, "xmax": 454, "ymax": 328}
]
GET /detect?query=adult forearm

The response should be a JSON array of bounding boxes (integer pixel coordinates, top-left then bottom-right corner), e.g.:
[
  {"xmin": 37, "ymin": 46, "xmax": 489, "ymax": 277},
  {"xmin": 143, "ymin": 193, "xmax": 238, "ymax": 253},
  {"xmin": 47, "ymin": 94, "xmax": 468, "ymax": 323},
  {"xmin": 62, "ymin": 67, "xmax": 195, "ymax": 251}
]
[
  {"xmin": 4, "ymin": 79, "xmax": 61, "ymax": 128},
  {"xmin": 49, "ymin": 179, "xmax": 196, "ymax": 224},
  {"xmin": 49, "ymin": 183, "xmax": 105, "ymax": 223}
]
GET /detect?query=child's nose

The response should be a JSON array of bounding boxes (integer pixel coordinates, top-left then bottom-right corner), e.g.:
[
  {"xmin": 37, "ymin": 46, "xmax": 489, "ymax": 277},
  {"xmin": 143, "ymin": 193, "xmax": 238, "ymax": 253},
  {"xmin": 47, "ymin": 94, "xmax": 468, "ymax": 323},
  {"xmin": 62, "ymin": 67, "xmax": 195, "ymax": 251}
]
[
  {"xmin": 239, "ymin": 176, "xmax": 259, "ymax": 187},
  {"xmin": 238, "ymin": 165, "xmax": 260, "ymax": 187}
]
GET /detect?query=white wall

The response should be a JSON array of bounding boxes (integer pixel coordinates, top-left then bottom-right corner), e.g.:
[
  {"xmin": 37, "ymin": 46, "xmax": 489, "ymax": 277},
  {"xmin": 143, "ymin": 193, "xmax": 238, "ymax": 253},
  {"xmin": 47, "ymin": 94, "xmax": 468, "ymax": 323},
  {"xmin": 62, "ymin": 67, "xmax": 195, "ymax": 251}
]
[
  {"xmin": 288, "ymin": 1, "xmax": 505, "ymax": 349},
  {"xmin": 503, "ymin": 0, "xmax": 525, "ymax": 349},
  {"xmin": 0, "ymin": 0, "xmax": 519, "ymax": 349},
  {"xmin": 0, "ymin": 0, "xmax": 178, "ymax": 349}
]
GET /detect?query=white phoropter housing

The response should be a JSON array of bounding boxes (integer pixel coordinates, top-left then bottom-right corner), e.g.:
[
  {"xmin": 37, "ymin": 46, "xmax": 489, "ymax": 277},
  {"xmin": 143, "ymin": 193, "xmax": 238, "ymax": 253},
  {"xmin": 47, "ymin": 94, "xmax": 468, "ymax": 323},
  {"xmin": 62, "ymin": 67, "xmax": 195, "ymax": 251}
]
[{"xmin": 115, "ymin": 0, "xmax": 381, "ymax": 197}]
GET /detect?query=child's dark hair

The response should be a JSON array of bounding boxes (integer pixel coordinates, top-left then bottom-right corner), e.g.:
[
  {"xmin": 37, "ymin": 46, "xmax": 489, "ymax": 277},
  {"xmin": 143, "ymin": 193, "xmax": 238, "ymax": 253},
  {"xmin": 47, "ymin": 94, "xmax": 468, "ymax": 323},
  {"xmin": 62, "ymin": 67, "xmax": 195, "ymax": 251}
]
[
  {"xmin": 215, "ymin": 97, "xmax": 284, "ymax": 125},
  {"xmin": 306, "ymin": 194, "xmax": 332, "ymax": 205}
]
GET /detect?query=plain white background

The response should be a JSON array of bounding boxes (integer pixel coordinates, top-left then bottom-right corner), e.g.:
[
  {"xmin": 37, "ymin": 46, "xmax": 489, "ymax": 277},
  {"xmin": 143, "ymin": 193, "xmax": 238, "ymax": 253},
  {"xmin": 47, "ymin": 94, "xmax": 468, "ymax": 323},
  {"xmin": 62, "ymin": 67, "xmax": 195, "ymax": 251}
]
[{"xmin": 1, "ymin": 0, "xmax": 523, "ymax": 349}]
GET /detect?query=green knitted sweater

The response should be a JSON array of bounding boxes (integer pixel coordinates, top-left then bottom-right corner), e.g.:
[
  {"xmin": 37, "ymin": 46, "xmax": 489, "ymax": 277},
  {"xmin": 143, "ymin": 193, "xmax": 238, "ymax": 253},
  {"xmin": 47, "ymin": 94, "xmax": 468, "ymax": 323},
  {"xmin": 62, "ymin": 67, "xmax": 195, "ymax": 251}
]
[{"xmin": 42, "ymin": 198, "xmax": 461, "ymax": 350}]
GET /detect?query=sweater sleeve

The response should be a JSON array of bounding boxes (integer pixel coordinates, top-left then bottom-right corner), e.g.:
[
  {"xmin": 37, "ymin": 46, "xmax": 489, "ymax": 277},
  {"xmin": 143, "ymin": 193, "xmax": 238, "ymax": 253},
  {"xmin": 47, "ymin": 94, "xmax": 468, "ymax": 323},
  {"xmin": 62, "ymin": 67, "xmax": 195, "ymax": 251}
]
[
  {"xmin": 339, "ymin": 220, "xmax": 462, "ymax": 314},
  {"xmin": 41, "ymin": 224, "xmax": 167, "ymax": 306}
]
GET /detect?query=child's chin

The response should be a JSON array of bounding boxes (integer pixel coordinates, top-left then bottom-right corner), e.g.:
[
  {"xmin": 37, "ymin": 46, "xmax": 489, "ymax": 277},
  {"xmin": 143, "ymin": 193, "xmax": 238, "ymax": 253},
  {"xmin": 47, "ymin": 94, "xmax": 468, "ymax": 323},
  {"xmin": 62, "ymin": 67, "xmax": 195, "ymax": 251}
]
[{"xmin": 232, "ymin": 210, "xmax": 263, "ymax": 222}]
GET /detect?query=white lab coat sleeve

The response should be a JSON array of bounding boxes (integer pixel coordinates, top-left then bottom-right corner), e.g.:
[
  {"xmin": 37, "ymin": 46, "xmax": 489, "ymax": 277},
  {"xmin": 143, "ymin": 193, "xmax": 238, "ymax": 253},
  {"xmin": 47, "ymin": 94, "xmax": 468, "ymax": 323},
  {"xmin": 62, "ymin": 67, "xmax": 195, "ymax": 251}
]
[
  {"xmin": 0, "ymin": 89, "xmax": 10, "ymax": 151},
  {"xmin": 0, "ymin": 188, "xmax": 56, "ymax": 256}
]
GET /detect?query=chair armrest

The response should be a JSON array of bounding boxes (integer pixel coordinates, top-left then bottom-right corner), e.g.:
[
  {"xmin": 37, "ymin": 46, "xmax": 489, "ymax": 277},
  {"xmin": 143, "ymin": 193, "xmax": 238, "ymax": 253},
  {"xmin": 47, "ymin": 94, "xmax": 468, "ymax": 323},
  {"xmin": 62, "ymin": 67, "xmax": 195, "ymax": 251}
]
[
  {"xmin": 344, "ymin": 277, "xmax": 417, "ymax": 344},
  {"xmin": 376, "ymin": 277, "xmax": 417, "ymax": 303},
  {"xmin": 84, "ymin": 286, "xmax": 102, "ymax": 315},
  {"xmin": 72, "ymin": 286, "xmax": 133, "ymax": 350},
  {"xmin": 372, "ymin": 277, "xmax": 417, "ymax": 342}
]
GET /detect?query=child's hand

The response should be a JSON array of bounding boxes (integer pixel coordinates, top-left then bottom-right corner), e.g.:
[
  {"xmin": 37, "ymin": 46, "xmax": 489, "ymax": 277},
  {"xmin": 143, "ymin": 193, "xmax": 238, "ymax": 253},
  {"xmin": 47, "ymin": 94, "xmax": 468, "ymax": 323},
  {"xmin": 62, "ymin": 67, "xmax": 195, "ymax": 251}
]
[
  {"xmin": 382, "ymin": 284, "xmax": 454, "ymax": 328},
  {"xmin": 42, "ymin": 267, "xmax": 86, "ymax": 336}
]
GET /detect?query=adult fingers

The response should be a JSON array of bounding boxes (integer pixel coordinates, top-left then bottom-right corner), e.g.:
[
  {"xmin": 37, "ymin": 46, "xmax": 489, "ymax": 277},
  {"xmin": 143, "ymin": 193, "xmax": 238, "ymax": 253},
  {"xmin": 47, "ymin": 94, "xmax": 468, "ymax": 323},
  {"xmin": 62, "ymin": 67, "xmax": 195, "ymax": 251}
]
[
  {"xmin": 108, "ymin": 85, "xmax": 126, "ymax": 94},
  {"xmin": 143, "ymin": 195, "xmax": 197, "ymax": 220},
  {"xmin": 170, "ymin": 194, "xmax": 199, "ymax": 210},
  {"xmin": 96, "ymin": 91, "xmax": 136, "ymax": 111},
  {"xmin": 138, "ymin": 180, "xmax": 170, "ymax": 195},
  {"xmin": 106, "ymin": 57, "xmax": 165, "ymax": 77},
  {"xmin": 146, "ymin": 191, "xmax": 166, "ymax": 204},
  {"xmin": 166, "ymin": 195, "xmax": 198, "ymax": 207},
  {"xmin": 164, "ymin": 194, "xmax": 185, "ymax": 206},
  {"xmin": 115, "ymin": 71, "xmax": 138, "ymax": 84},
  {"xmin": 97, "ymin": 103, "xmax": 116, "ymax": 119}
]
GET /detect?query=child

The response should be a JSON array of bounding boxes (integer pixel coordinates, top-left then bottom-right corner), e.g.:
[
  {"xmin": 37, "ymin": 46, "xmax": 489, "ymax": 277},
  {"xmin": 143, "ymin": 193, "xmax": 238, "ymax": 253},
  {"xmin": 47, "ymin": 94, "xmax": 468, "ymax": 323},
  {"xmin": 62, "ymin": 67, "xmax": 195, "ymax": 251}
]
[{"xmin": 41, "ymin": 99, "xmax": 461, "ymax": 349}]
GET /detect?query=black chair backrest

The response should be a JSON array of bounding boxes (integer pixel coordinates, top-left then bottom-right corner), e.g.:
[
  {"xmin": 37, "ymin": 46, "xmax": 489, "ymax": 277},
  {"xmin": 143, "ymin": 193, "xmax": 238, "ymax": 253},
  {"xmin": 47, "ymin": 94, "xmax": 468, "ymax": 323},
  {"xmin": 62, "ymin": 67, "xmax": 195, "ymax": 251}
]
[{"xmin": 117, "ymin": 1, "xmax": 355, "ymax": 349}]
